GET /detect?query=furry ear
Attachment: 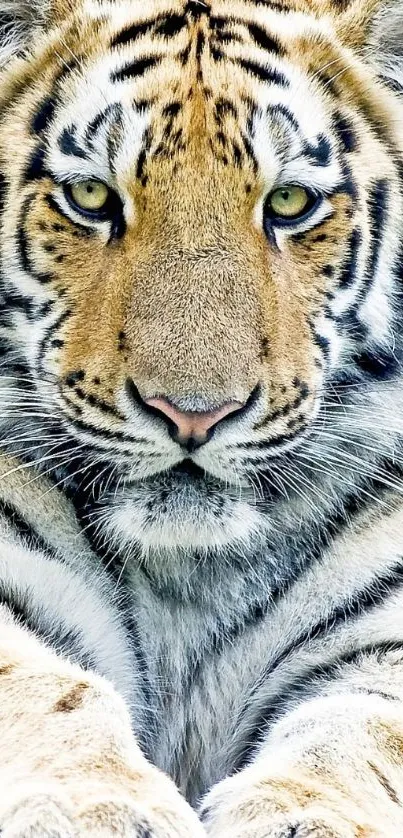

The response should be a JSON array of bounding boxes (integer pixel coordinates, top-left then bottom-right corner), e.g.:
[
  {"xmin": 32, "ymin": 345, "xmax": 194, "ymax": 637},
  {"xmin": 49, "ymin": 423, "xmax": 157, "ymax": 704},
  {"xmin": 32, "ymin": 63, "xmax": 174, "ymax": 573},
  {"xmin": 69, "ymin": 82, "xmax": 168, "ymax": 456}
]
[
  {"xmin": 365, "ymin": 1, "xmax": 403, "ymax": 90},
  {"xmin": 0, "ymin": 0, "xmax": 73, "ymax": 65},
  {"xmin": 0, "ymin": 0, "xmax": 51, "ymax": 63},
  {"xmin": 335, "ymin": 0, "xmax": 403, "ymax": 89}
]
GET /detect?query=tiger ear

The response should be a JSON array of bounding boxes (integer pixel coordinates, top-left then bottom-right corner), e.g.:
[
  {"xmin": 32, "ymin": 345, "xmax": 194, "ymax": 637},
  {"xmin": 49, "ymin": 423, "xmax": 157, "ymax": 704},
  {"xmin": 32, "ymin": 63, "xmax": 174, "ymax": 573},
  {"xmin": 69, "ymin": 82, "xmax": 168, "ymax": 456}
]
[
  {"xmin": 0, "ymin": 0, "xmax": 71, "ymax": 65},
  {"xmin": 336, "ymin": 0, "xmax": 403, "ymax": 88}
]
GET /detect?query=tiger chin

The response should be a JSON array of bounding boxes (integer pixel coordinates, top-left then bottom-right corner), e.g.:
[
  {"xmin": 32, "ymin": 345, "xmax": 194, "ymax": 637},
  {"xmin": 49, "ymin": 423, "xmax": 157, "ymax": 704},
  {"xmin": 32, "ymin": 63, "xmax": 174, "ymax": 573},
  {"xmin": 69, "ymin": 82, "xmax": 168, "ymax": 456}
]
[{"xmin": 1, "ymin": 0, "xmax": 403, "ymax": 835}]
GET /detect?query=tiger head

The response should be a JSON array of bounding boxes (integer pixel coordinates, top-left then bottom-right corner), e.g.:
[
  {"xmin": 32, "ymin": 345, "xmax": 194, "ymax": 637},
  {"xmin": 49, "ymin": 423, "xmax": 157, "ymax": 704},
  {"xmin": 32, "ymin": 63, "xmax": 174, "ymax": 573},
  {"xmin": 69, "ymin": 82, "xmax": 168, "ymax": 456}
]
[{"xmin": 1, "ymin": 0, "xmax": 403, "ymax": 564}]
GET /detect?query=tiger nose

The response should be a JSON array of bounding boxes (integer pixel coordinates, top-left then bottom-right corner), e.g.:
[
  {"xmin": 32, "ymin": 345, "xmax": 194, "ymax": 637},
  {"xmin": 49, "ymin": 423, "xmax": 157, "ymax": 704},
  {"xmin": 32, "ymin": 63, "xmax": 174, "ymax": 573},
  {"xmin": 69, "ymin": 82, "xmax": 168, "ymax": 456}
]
[{"xmin": 144, "ymin": 396, "xmax": 243, "ymax": 450}]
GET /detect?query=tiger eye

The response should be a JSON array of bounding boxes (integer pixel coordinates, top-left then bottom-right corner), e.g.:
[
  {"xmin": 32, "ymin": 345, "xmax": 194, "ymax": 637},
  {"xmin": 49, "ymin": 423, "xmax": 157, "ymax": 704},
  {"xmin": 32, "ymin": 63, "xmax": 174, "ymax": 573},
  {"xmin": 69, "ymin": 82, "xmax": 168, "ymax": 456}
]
[
  {"xmin": 69, "ymin": 180, "xmax": 109, "ymax": 212},
  {"xmin": 269, "ymin": 185, "xmax": 310, "ymax": 219}
]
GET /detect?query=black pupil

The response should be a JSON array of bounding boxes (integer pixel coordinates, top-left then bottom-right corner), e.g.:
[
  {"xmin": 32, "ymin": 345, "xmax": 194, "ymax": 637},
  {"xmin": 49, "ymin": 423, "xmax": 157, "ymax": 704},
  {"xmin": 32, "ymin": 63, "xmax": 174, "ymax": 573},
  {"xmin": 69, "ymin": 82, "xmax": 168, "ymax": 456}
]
[{"xmin": 281, "ymin": 190, "xmax": 290, "ymax": 201}]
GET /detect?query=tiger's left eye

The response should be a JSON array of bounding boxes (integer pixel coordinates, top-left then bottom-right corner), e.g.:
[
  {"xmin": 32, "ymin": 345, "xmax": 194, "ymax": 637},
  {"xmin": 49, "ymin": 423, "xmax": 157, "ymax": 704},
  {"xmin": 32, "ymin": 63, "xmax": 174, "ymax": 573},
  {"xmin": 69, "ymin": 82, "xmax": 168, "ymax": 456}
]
[
  {"xmin": 68, "ymin": 180, "xmax": 110, "ymax": 213},
  {"xmin": 268, "ymin": 185, "xmax": 311, "ymax": 219},
  {"xmin": 264, "ymin": 185, "xmax": 320, "ymax": 229}
]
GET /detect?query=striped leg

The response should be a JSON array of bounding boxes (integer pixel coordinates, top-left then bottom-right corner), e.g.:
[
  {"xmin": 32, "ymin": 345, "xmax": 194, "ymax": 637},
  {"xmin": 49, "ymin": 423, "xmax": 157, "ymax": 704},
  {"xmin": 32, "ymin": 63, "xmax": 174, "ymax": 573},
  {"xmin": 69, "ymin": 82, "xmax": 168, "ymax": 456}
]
[
  {"xmin": 0, "ymin": 606, "xmax": 204, "ymax": 838},
  {"xmin": 201, "ymin": 648, "xmax": 403, "ymax": 837}
]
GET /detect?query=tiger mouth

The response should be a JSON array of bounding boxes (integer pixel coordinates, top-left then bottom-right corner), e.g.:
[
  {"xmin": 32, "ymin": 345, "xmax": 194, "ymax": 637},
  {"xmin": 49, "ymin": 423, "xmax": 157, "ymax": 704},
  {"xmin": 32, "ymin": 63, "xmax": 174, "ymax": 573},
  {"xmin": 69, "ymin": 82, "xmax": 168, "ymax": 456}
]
[{"xmin": 169, "ymin": 459, "xmax": 206, "ymax": 479}]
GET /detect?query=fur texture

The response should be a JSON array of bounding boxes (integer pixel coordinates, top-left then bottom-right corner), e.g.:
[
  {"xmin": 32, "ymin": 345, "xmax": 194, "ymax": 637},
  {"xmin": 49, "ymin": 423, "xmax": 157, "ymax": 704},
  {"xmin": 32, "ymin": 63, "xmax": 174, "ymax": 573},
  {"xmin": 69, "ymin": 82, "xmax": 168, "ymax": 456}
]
[{"xmin": 1, "ymin": 0, "xmax": 403, "ymax": 835}]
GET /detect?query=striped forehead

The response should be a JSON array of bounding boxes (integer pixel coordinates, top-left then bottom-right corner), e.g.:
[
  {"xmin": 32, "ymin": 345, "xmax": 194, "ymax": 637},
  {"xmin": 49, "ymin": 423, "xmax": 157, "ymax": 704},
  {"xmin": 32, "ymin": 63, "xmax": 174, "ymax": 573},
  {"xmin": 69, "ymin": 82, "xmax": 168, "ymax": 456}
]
[{"xmin": 46, "ymin": 0, "xmax": 341, "ymax": 188}]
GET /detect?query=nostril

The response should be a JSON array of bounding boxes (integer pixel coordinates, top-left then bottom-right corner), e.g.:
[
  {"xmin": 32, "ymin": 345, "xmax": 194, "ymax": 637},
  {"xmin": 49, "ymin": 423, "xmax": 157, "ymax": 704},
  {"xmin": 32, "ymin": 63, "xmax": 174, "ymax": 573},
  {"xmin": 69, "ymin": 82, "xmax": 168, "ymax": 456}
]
[
  {"xmin": 125, "ymin": 379, "xmax": 250, "ymax": 449},
  {"xmin": 144, "ymin": 396, "xmax": 243, "ymax": 445}
]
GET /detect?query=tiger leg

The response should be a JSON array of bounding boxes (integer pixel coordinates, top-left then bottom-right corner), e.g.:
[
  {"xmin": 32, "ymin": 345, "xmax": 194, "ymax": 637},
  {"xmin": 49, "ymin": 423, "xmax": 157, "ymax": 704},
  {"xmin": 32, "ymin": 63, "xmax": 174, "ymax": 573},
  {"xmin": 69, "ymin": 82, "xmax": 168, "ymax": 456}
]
[
  {"xmin": 0, "ymin": 606, "xmax": 204, "ymax": 838},
  {"xmin": 201, "ymin": 648, "xmax": 403, "ymax": 837}
]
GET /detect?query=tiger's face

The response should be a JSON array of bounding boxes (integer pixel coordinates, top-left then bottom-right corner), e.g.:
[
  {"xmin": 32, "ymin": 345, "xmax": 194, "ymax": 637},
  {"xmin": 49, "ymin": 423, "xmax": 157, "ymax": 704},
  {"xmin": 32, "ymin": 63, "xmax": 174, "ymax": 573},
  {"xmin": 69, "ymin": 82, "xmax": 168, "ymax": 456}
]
[{"xmin": 1, "ymin": 0, "xmax": 403, "ymax": 556}]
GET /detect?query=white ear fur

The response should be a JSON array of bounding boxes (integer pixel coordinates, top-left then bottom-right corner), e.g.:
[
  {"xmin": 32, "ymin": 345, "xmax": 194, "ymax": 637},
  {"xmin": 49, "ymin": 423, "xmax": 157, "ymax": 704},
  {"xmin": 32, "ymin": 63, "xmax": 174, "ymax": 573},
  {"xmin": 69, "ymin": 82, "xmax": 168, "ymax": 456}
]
[
  {"xmin": 365, "ymin": 1, "xmax": 403, "ymax": 90},
  {"xmin": 0, "ymin": 0, "xmax": 51, "ymax": 65}
]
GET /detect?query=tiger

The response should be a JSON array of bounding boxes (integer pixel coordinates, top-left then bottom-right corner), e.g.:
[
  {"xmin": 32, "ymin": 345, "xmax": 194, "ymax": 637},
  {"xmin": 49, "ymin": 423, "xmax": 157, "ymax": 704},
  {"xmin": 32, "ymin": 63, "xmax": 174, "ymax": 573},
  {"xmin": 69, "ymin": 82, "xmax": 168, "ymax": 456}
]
[{"xmin": 2, "ymin": 0, "xmax": 403, "ymax": 834}]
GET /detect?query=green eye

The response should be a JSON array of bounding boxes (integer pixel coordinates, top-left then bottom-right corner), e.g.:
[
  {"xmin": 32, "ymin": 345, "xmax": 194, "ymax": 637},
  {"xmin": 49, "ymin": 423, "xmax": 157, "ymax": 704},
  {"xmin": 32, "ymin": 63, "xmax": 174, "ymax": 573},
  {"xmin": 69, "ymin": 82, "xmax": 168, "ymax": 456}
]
[
  {"xmin": 69, "ymin": 180, "xmax": 110, "ymax": 212},
  {"xmin": 268, "ymin": 185, "xmax": 311, "ymax": 219}
]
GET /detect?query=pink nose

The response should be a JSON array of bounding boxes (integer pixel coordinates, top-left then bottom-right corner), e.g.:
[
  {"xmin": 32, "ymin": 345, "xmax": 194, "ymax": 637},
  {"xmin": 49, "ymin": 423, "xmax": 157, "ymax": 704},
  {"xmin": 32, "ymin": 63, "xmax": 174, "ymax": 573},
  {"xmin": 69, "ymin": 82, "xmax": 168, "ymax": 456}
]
[{"xmin": 144, "ymin": 396, "xmax": 243, "ymax": 448}]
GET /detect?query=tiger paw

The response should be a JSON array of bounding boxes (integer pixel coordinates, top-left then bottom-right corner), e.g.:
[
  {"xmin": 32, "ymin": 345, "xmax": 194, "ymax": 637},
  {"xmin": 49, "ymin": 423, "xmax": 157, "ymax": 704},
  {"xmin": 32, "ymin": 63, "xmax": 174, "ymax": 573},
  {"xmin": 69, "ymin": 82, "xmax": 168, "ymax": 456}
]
[
  {"xmin": 0, "ymin": 771, "xmax": 205, "ymax": 837},
  {"xmin": 200, "ymin": 766, "xmax": 399, "ymax": 838}
]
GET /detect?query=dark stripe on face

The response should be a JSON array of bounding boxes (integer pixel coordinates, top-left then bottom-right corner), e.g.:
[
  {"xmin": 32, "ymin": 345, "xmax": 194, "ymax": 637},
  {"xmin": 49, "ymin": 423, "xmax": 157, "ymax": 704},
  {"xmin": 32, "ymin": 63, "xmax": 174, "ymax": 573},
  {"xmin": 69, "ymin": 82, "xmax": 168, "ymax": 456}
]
[
  {"xmin": 303, "ymin": 134, "xmax": 332, "ymax": 166},
  {"xmin": 312, "ymin": 328, "xmax": 330, "ymax": 359},
  {"xmin": 17, "ymin": 196, "xmax": 53, "ymax": 285},
  {"xmin": 58, "ymin": 126, "xmax": 88, "ymax": 159},
  {"xmin": 0, "ymin": 171, "xmax": 7, "ymax": 216},
  {"xmin": 1, "ymin": 287, "xmax": 36, "ymax": 319},
  {"xmin": 381, "ymin": 76, "xmax": 403, "ymax": 96},
  {"xmin": 234, "ymin": 563, "xmax": 403, "ymax": 770},
  {"xmin": 31, "ymin": 96, "xmax": 56, "ymax": 135},
  {"xmin": 185, "ymin": 0, "xmax": 210, "ymax": 17},
  {"xmin": 240, "ymin": 132, "xmax": 258, "ymax": 173},
  {"xmin": 67, "ymin": 415, "xmax": 146, "ymax": 447},
  {"xmin": 215, "ymin": 98, "xmax": 238, "ymax": 119},
  {"xmin": 267, "ymin": 103, "xmax": 300, "ymax": 134},
  {"xmin": 85, "ymin": 103, "xmax": 123, "ymax": 146},
  {"xmin": 337, "ymin": 161, "xmax": 358, "ymax": 202},
  {"xmin": 111, "ymin": 56, "xmax": 160, "ymax": 83},
  {"xmin": 333, "ymin": 110, "xmax": 357, "ymax": 153},
  {"xmin": 315, "ymin": 70, "xmax": 340, "ymax": 98},
  {"xmin": 24, "ymin": 145, "xmax": 48, "ymax": 182},
  {"xmin": 36, "ymin": 307, "xmax": 72, "ymax": 375},
  {"xmin": 353, "ymin": 346, "xmax": 400, "ymax": 380},
  {"xmin": 364, "ymin": 179, "xmax": 389, "ymax": 290},
  {"xmin": 247, "ymin": 22, "xmax": 284, "ymax": 55},
  {"xmin": 236, "ymin": 58, "xmax": 289, "ymax": 87},
  {"xmin": 338, "ymin": 227, "xmax": 361, "ymax": 288},
  {"xmin": 110, "ymin": 13, "xmax": 187, "ymax": 48},
  {"xmin": 44, "ymin": 194, "xmax": 94, "ymax": 237}
]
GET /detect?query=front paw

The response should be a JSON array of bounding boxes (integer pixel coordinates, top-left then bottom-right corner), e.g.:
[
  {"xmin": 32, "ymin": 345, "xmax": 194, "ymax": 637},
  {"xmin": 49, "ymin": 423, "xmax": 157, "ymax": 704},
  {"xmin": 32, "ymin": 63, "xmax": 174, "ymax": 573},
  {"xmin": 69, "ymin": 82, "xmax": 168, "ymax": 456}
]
[
  {"xmin": 0, "ymin": 768, "xmax": 205, "ymax": 837},
  {"xmin": 200, "ymin": 767, "xmax": 391, "ymax": 838}
]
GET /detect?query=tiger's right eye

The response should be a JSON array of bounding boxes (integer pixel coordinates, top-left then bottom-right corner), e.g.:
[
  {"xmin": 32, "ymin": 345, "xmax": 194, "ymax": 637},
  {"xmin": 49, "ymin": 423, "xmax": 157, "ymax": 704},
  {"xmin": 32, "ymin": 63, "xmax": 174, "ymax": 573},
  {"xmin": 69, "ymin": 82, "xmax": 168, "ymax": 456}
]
[{"xmin": 68, "ymin": 180, "xmax": 110, "ymax": 213}]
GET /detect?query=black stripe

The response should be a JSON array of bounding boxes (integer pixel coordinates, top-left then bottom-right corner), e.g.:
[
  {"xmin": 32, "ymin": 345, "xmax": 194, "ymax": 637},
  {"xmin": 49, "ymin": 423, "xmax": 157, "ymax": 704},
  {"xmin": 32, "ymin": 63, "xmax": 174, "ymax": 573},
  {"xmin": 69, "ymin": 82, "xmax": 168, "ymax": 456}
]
[
  {"xmin": 338, "ymin": 161, "xmax": 358, "ymax": 202},
  {"xmin": 0, "ymin": 499, "xmax": 50, "ymax": 555},
  {"xmin": 110, "ymin": 13, "xmax": 187, "ymax": 48},
  {"xmin": 303, "ymin": 133, "xmax": 332, "ymax": 166},
  {"xmin": 364, "ymin": 179, "xmax": 389, "ymax": 291},
  {"xmin": 267, "ymin": 103, "xmax": 300, "ymax": 134},
  {"xmin": 156, "ymin": 13, "xmax": 188, "ymax": 36},
  {"xmin": 110, "ymin": 18, "xmax": 159, "ymax": 47},
  {"xmin": 0, "ymin": 170, "xmax": 7, "ymax": 217},
  {"xmin": 44, "ymin": 194, "xmax": 94, "ymax": 237},
  {"xmin": 58, "ymin": 126, "xmax": 87, "ymax": 159},
  {"xmin": 248, "ymin": 0, "xmax": 293, "ymax": 8},
  {"xmin": 36, "ymin": 307, "xmax": 72, "ymax": 374},
  {"xmin": 66, "ymin": 414, "xmax": 147, "ymax": 448},
  {"xmin": 111, "ymin": 56, "xmax": 160, "ymax": 83},
  {"xmin": 17, "ymin": 196, "xmax": 53, "ymax": 285},
  {"xmin": 24, "ymin": 145, "xmax": 49, "ymax": 182},
  {"xmin": 234, "ymin": 568, "xmax": 403, "ymax": 770},
  {"xmin": 353, "ymin": 346, "xmax": 400, "ymax": 380},
  {"xmin": 381, "ymin": 76, "xmax": 403, "ymax": 96},
  {"xmin": 241, "ymin": 132, "xmax": 258, "ymax": 172},
  {"xmin": 85, "ymin": 103, "xmax": 123, "ymax": 145},
  {"xmin": 236, "ymin": 57, "xmax": 289, "ymax": 87},
  {"xmin": 0, "ymin": 585, "xmax": 98, "ymax": 671},
  {"xmin": 369, "ymin": 761, "xmax": 401, "ymax": 805},
  {"xmin": 333, "ymin": 110, "xmax": 358, "ymax": 153},
  {"xmin": 312, "ymin": 330, "xmax": 330, "ymax": 358},
  {"xmin": 338, "ymin": 227, "xmax": 361, "ymax": 288},
  {"xmin": 247, "ymin": 22, "xmax": 284, "ymax": 55},
  {"xmin": 1, "ymin": 287, "xmax": 35, "ymax": 319},
  {"xmin": 235, "ymin": 638, "xmax": 403, "ymax": 772},
  {"xmin": 31, "ymin": 96, "xmax": 56, "ymax": 135}
]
